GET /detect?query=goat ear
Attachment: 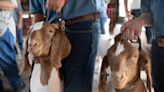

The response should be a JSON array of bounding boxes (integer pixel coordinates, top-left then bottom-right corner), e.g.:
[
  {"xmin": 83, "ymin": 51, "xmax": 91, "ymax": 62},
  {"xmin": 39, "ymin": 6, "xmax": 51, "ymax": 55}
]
[
  {"xmin": 114, "ymin": 33, "xmax": 123, "ymax": 42},
  {"xmin": 50, "ymin": 31, "xmax": 71, "ymax": 69},
  {"xmin": 139, "ymin": 51, "xmax": 152, "ymax": 92},
  {"xmin": 21, "ymin": 38, "xmax": 31, "ymax": 73},
  {"xmin": 40, "ymin": 58, "xmax": 52, "ymax": 85},
  {"xmin": 99, "ymin": 55, "xmax": 109, "ymax": 92}
]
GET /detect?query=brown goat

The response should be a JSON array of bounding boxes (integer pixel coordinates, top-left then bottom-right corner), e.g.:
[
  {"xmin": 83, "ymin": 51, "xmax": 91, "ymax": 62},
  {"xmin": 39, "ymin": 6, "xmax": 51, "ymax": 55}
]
[
  {"xmin": 99, "ymin": 33, "xmax": 152, "ymax": 92},
  {"xmin": 21, "ymin": 21, "xmax": 71, "ymax": 91}
]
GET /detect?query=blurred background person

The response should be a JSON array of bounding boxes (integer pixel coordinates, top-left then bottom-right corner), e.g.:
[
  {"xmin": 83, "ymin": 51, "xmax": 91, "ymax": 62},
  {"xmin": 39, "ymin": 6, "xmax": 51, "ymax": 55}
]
[
  {"xmin": 100, "ymin": 0, "xmax": 110, "ymax": 38},
  {"xmin": 13, "ymin": 0, "xmax": 24, "ymax": 56},
  {"xmin": 0, "ymin": 0, "xmax": 25, "ymax": 91}
]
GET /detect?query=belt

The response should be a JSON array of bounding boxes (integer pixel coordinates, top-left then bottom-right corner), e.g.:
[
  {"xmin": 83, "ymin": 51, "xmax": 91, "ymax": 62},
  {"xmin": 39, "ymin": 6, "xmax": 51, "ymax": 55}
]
[{"xmin": 65, "ymin": 12, "xmax": 100, "ymax": 26}]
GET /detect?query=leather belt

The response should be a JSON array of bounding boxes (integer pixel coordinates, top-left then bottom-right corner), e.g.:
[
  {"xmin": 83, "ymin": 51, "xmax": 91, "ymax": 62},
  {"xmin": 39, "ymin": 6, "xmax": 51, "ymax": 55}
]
[{"xmin": 65, "ymin": 12, "xmax": 100, "ymax": 26}]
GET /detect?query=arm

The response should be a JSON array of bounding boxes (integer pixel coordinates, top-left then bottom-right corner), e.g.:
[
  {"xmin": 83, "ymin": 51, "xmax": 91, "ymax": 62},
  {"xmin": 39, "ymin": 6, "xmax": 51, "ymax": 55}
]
[
  {"xmin": 124, "ymin": 0, "xmax": 132, "ymax": 21},
  {"xmin": 46, "ymin": 0, "xmax": 66, "ymax": 13},
  {"xmin": 124, "ymin": 0, "xmax": 129, "ymax": 13},
  {"xmin": 17, "ymin": 0, "xmax": 23, "ymax": 29},
  {"xmin": 0, "ymin": 1, "xmax": 16, "ymax": 10},
  {"xmin": 17, "ymin": 11, "xmax": 23, "ymax": 29}
]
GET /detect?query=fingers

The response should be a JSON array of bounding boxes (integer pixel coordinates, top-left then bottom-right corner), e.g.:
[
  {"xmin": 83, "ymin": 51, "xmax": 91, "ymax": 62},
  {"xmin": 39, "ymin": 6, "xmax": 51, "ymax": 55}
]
[{"xmin": 121, "ymin": 20, "xmax": 141, "ymax": 40}]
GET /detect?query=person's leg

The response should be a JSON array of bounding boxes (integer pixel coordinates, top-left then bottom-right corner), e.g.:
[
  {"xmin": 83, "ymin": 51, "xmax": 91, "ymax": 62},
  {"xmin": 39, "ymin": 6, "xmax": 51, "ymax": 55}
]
[
  {"xmin": 145, "ymin": 27, "xmax": 152, "ymax": 44},
  {"xmin": 151, "ymin": 39, "xmax": 164, "ymax": 92},
  {"xmin": 16, "ymin": 26, "xmax": 23, "ymax": 52},
  {"xmin": 100, "ymin": 12, "xmax": 110, "ymax": 37},
  {"xmin": 62, "ymin": 19, "xmax": 100, "ymax": 92},
  {"xmin": 0, "ymin": 29, "xmax": 24, "ymax": 90}
]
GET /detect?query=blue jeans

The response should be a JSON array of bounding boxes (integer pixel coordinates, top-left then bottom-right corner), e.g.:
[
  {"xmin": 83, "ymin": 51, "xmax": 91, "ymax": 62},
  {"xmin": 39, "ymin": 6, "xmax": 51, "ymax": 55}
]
[
  {"xmin": 151, "ymin": 39, "xmax": 164, "ymax": 92},
  {"xmin": 16, "ymin": 26, "xmax": 23, "ymax": 51},
  {"xmin": 145, "ymin": 27, "xmax": 152, "ymax": 44},
  {"xmin": 0, "ymin": 28, "xmax": 24, "ymax": 89},
  {"xmin": 62, "ymin": 19, "xmax": 100, "ymax": 92},
  {"xmin": 100, "ymin": 12, "xmax": 109, "ymax": 35}
]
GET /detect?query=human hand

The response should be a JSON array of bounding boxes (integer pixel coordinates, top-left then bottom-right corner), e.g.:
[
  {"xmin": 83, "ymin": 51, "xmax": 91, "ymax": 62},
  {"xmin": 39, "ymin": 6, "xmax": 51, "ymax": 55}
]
[
  {"xmin": 121, "ymin": 18, "xmax": 143, "ymax": 40},
  {"xmin": 46, "ymin": 0, "xmax": 67, "ymax": 13}
]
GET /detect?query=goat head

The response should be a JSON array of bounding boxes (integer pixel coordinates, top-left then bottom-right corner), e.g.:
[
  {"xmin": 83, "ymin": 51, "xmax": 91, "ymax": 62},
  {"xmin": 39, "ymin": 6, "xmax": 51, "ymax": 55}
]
[
  {"xmin": 99, "ymin": 33, "xmax": 152, "ymax": 92},
  {"xmin": 22, "ymin": 21, "xmax": 71, "ymax": 85}
]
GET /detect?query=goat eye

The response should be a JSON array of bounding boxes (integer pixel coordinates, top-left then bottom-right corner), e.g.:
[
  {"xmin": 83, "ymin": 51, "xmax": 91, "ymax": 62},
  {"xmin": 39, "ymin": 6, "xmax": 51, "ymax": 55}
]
[{"xmin": 48, "ymin": 29, "xmax": 55, "ymax": 33}]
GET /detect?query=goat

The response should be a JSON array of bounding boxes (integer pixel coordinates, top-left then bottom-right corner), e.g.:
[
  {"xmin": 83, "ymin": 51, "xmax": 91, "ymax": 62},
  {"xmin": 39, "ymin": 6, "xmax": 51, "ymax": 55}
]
[
  {"xmin": 99, "ymin": 33, "xmax": 152, "ymax": 92},
  {"xmin": 21, "ymin": 21, "xmax": 71, "ymax": 92}
]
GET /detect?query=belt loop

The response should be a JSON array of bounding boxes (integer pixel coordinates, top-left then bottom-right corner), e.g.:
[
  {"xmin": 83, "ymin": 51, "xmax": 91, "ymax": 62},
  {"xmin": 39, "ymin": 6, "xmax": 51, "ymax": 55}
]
[{"xmin": 93, "ymin": 13, "xmax": 96, "ymax": 20}]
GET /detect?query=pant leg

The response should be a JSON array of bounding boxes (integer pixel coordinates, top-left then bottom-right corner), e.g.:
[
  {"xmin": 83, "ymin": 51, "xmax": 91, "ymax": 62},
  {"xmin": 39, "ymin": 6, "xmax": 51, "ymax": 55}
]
[
  {"xmin": 16, "ymin": 26, "xmax": 23, "ymax": 51},
  {"xmin": 151, "ymin": 40, "xmax": 164, "ymax": 92},
  {"xmin": 0, "ymin": 28, "xmax": 24, "ymax": 89},
  {"xmin": 145, "ymin": 27, "xmax": 152, "ymax": 44},
  {"xmin": 62, "ymin": 19, "xmax": 100, "ymax": 92},
  {"xmin": 100, "ymin": 12, "xmax": 110, "ymax": 36}
]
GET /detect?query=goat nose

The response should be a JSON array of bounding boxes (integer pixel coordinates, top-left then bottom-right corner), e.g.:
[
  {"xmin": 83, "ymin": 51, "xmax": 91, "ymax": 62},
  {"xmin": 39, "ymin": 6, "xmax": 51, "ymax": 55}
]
[
  {"xmin": 30, "ymin": 41, "xmax": 39, "ymax": 48},
  {"xmin": 112, "ymin": 72, "xmax": 124, "ymax": 81}
]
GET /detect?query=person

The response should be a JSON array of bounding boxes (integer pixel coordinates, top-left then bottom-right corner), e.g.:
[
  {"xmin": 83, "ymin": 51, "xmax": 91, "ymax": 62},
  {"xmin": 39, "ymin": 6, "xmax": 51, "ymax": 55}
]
[
  {"xmin": 0, "ymin": 0, "xmax": 25, "ymax": 91},
  {"xmin": 29, "ymin": 0, "xmax": 102, "ymax": 92},
  {"xmin": 100, "ymin": 0, "xmax": 110, "ymax": 38},
  {"xmin": 13, "ymin": 0, "xmax": 24, "ymax": 54},
  {"xmin": 121, "ymin": 0, "xmax": 164, "ymax": 92}
]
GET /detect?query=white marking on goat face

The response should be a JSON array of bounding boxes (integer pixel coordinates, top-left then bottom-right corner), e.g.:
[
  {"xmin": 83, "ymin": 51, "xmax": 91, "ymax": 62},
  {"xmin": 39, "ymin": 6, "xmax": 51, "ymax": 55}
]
[{"xmin": 114, "ymin": 42, "xmax": 125, "ymax": 56}]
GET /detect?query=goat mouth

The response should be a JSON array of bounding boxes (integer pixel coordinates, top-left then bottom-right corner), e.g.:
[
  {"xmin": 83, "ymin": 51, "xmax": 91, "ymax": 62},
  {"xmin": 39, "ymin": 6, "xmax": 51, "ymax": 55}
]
[
  {"xmin": 111, "ymin": 78, "xmax": 127, "ymax": 89},
  {"xmin": 113, "ymin": 83, "xmax": 126, "ymax": 89},
  {"xmin": 30, "ymin": 47, "xmax": 43, "ymax": 56}
]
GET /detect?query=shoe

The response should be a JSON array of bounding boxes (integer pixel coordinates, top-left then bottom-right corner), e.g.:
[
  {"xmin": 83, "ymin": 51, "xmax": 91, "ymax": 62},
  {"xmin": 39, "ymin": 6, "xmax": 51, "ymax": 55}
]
[{"xmin": 12, "ymin": 83, "xmax": 25, "ymax": 92}]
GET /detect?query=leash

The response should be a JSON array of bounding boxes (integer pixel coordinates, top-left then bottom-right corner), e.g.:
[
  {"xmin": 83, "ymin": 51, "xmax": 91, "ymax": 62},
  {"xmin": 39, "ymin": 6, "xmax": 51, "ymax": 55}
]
[{"xmin": 130, "ymin": 34, "xmax": 142, "ymax": 51}]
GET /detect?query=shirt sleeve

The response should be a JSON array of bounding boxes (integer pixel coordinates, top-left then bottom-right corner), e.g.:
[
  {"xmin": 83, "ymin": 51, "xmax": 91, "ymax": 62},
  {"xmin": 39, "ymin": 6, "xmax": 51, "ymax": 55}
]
[
  {"xmin": 29, "ymin": 0, "xmax": 43, "ymax": 14},
  {"xmin": 141, "ymin": 0, "xmax": 151, "ymax": 13}
]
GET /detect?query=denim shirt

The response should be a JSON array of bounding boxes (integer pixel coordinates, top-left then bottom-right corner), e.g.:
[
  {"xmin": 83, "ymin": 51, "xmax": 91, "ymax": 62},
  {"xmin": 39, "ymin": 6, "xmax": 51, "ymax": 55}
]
[
  {"xmin": 141, "ymin": 0, "xmax": 164, "ymax": 37},
  {"xmin": 30, "ymin": 0, "xmax": 101, "ymax": 23}
]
